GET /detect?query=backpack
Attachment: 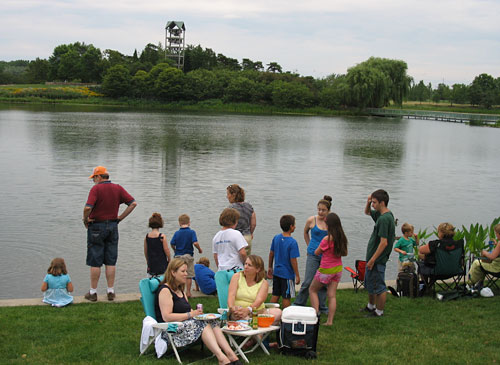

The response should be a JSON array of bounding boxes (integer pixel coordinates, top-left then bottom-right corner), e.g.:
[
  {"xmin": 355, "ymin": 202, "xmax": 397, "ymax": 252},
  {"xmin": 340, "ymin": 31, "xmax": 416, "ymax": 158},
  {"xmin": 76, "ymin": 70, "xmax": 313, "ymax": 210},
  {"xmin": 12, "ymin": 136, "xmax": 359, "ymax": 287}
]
[{"xmin": 396, "ymin": 271, "xmax": 418, "ymax": 298}]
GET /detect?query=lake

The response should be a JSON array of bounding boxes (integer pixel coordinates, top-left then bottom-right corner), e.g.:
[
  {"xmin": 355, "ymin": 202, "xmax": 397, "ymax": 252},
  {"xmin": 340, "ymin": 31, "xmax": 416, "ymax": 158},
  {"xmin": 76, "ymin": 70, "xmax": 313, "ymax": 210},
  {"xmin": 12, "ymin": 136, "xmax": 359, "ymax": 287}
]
[{"xmin": 0, "ymin": 104, "xmax": 499, "ymax": 299}]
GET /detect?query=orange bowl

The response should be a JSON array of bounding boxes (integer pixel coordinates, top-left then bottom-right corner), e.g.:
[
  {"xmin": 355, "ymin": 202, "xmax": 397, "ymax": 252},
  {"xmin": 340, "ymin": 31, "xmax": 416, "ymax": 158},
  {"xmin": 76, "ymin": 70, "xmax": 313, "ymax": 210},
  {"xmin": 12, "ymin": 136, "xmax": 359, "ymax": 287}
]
[{"xmin": 257, "ymin": 314, "xmax": 275, "ymax": 327}]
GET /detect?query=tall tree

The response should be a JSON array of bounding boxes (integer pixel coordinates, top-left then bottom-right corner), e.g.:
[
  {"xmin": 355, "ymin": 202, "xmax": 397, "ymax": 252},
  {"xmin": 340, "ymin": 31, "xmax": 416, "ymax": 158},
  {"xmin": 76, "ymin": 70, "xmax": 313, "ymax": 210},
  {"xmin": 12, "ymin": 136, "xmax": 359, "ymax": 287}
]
[
  {"xmin": 140, "ymin": 43, "xmax": 161, "ymax": 66},
  {"xmin": 184, "ymin": 45, "xmax": 217, "ymax": 72},
  {"xmin": 216, "ymin": 54, "xmax": 241, "ymax": 71},
  {"xmin": 266, "ymin": 62, "xmax": 282, "ymax": 73},
  {"xmin": 362, "ymin": 57, "xmax": 410, "ymax": 106},
  {"xmin": 469, "ymin": 73, "xmax": 497, "ymax": 108},
  {"xmin": 241, "ymin": 58, "xmax": 255, "ymax": 71},
  {"xmin": 450, "ymin": 83, "xmax": 468, "ymax": 105},
  {"xmin": 48, "ymin": 42, "xmax": 103, "ymax": 82},
  {"xmin": 346, "ymin": 63, "xmax": 390, "ymax": 108}
]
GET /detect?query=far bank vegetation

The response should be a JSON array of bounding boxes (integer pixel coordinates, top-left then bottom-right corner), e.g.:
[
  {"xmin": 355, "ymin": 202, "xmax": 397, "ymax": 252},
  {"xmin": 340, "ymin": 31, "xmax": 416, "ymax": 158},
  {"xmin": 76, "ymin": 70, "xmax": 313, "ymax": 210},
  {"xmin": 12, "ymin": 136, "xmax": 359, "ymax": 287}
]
[{"xmin": 1, "ymin": 42, "xmax": 500, "ymax": 112}]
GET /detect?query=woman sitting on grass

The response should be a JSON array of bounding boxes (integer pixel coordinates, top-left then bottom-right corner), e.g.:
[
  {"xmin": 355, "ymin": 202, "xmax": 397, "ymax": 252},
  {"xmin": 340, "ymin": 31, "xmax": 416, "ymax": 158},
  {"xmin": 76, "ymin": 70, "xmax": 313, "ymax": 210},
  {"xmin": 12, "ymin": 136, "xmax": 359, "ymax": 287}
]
[{"xmin": 155, "ymin": 258, "xmax": 242, "ymax": 365}]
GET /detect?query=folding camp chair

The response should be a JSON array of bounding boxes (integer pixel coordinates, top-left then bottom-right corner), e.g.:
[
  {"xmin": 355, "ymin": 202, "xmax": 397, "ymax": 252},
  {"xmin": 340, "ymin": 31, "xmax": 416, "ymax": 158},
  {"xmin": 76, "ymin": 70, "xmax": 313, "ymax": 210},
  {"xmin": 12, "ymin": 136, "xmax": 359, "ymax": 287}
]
[
  {"xmin": 215, "ymin": 268, "xmax": 241, "ymax": 309},
  {"xmin": 344, "ymin": 260, "xmax": 366, "ymax": 292},
  {"xmin": 139, "ymin": 276, "xmax": 204, "ymax": 363},
  {"xmin": 420, "ymin": 239, "xmax": 466, "ymax": 294},
  {"xmin": 479, "ymin": 262, "xmax": 500, "ymax": 291}
]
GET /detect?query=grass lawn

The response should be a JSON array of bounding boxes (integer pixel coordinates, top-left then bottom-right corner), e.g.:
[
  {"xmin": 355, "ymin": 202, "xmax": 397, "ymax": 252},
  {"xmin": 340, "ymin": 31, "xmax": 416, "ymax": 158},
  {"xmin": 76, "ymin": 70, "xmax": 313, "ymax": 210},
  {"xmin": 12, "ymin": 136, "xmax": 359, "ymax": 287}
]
[
  {"xmin": 1, "ymin": 290, "xmax": 499, "ymax": 364},
  {"xmin": 397, "ymin": 101, "xmax": 500, "ymax": 115}
]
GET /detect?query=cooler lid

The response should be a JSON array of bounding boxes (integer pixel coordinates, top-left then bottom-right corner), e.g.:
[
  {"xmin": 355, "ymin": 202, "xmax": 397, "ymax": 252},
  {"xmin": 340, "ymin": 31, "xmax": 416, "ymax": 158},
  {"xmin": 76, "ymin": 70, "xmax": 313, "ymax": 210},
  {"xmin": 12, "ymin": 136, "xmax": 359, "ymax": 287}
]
[{"xmin": 281, "ymin": 305, "xmax": 318, "ymax": 322}]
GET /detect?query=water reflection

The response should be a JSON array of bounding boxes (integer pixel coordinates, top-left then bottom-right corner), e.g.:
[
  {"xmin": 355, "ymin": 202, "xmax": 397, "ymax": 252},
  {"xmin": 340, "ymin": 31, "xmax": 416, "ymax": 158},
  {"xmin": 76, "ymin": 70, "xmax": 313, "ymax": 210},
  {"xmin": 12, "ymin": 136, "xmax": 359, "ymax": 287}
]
[{"xmin": 343, "ymin": 117, "xmax": 405, "ymax": 163}]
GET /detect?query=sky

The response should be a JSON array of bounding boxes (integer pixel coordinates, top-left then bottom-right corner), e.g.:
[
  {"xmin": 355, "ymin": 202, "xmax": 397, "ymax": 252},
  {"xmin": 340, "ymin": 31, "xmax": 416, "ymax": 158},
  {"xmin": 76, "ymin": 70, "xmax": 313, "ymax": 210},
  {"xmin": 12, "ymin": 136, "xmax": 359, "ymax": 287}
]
[{"xmin": 1, "ymin": 0, "xmax": 500, "ymax": 85}]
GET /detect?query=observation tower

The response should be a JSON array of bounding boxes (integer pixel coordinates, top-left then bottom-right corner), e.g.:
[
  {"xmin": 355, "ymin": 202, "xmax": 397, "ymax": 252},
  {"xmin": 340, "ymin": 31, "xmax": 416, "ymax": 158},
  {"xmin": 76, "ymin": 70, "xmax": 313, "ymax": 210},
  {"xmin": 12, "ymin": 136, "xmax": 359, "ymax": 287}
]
[{"xmin": 165, "ymin": 21, "xmax": 186, "ymax": 70}]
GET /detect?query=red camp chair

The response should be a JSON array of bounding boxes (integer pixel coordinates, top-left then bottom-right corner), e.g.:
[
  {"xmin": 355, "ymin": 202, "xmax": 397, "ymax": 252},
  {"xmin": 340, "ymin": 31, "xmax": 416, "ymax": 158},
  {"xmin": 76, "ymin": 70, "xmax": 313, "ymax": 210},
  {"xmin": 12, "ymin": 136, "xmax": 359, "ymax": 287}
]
[{"xmin": 344, "ymin": 260, "xmax": 366, "ymax": 292}]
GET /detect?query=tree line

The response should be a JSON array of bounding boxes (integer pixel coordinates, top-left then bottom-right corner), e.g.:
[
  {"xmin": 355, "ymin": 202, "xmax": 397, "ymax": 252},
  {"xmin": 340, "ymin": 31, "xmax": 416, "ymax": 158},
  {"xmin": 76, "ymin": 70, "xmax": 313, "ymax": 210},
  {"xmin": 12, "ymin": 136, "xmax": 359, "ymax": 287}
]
[
  {"xmin": 1, "ymin": 41, "xmax": 499, "ymax": 109},
  {"xmin": 408, "ymin": 75, "xmax": 500, "ymax": 108}
]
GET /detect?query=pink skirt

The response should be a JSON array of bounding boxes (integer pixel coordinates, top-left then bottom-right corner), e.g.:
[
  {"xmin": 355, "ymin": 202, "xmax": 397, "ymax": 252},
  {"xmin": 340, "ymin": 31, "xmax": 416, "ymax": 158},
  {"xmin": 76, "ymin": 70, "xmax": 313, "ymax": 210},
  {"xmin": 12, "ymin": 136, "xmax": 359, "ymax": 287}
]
[{"xmin": 314, "ymin": 271, "xmax": 342, "ymax": 284}]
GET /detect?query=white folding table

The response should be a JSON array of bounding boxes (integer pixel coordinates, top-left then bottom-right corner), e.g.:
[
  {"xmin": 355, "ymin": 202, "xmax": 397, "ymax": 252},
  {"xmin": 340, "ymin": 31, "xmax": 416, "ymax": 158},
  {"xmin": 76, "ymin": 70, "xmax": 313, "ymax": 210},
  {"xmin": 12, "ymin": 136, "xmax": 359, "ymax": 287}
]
[{"xmin": 222, "ymin": 325, "xmax": 280, "ymax": 363}]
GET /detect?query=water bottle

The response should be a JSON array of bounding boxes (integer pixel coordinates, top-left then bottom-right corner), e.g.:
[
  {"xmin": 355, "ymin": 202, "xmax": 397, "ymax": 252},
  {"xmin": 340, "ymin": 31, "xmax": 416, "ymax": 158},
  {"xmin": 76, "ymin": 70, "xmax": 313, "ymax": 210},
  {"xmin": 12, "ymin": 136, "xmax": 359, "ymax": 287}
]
[{"xmin": 488, "ymin": 240, "xmax": 495, "ymax": 251}]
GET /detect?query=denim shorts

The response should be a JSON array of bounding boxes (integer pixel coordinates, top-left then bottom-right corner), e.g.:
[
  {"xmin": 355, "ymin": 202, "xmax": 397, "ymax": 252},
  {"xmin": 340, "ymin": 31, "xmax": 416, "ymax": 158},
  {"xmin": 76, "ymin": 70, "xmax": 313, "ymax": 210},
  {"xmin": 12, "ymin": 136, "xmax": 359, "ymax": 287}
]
[
  {"xmin": 86, "ymin": 221, "xmax": 119, "ymax": 267},
  {"xmin": 364, "ymin": 264, "xmax": 386, "ymax": 295}
]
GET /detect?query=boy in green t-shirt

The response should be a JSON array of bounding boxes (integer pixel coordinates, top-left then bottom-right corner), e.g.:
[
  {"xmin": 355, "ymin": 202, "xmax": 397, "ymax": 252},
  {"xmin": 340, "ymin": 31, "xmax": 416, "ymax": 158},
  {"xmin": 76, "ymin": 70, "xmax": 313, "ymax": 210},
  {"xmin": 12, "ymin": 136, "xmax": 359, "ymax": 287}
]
[
  {"xmin": 394, "ymin": 223, "xmax": 419, "ymax": 272},
  {"xmin": 361, "ymin": 189, "xmax": 395, "ymax": 318}
]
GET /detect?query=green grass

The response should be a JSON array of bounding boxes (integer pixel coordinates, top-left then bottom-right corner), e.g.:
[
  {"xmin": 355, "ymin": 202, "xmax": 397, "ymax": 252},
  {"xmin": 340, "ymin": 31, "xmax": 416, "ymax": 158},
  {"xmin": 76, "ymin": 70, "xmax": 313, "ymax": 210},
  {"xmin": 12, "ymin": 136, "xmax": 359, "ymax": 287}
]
[
  {"xmin": 397, "ymin": 101, "xmax": 500, "ymax": 115},
  {"xmin": 1, "ymin": 291, "xmax": 499, "ymax": 364}
]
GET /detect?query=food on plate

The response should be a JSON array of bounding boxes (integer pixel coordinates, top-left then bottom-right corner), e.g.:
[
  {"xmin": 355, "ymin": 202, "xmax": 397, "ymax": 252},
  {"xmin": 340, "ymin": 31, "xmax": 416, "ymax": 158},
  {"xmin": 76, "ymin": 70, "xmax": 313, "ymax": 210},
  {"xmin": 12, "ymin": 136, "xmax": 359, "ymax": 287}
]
[{"xmin": 226, "ymin": 321, "xmax": 248, "ymax": 330}]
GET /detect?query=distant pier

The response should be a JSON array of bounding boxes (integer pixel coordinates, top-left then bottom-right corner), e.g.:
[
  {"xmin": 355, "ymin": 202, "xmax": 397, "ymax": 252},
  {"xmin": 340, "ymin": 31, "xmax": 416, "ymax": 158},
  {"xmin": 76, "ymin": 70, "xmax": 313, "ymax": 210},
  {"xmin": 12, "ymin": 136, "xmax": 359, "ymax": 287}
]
[{"xmin": 366, "ymin": 108, "xmax": 500, "ymax": 125}]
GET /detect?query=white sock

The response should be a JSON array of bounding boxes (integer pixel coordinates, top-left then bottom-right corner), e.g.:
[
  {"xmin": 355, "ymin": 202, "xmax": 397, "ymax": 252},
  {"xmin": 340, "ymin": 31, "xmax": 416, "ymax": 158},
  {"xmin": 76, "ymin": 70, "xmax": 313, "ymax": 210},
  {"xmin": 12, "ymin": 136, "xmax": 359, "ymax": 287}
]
[
  {"xmin": 107, "ymin": 287, "xmax": 114, "ymax": 294},
  {"xmin": 89, "ymin": 288, "xmax": 97, "ymax": 295},
  {"xmin": 367, "ymin": 303, "xmax": 376, "ymax": 310},
  {"xmin": 375, "ymin": 309, "xmax": 384, "ymax": 316}
]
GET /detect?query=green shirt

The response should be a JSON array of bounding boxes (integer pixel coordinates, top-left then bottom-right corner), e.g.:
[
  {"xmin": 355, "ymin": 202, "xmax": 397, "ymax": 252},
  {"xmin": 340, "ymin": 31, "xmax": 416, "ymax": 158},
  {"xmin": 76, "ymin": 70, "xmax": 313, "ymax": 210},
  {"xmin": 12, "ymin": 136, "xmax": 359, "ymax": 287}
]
[
  {"xmin": 366, "ymin": 210, "xmax": 396, "ymax": 265},
  {"xmin": 395, "ymin": 236, "xmax": 416, "ymax": 262}
]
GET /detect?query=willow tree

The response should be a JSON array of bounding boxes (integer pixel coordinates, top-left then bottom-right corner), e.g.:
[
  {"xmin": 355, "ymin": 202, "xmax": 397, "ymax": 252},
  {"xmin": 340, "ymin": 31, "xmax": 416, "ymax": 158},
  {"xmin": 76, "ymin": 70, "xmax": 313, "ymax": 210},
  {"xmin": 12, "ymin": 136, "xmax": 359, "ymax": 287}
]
[
  {"xmin": 346, "ymin": 64, "xmax": 390, "ymax": 108},
  {"xmin": 346, "ymin": 57, "xmax": 410, "ymax": 108}
]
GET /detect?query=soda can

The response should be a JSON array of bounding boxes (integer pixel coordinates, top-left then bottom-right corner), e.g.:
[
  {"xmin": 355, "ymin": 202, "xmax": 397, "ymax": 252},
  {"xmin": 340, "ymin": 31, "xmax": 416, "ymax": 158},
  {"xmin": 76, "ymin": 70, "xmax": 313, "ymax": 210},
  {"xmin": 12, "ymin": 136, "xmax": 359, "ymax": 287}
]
[{"xmin": 196, "ymin": 303, "xmax": 203, "ymax": 313}]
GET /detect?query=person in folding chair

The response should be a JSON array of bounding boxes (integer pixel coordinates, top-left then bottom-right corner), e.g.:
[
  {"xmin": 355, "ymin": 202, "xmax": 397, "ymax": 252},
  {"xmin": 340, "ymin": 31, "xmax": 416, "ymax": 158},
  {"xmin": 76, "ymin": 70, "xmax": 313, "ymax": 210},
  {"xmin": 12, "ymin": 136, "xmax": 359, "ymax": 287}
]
[
  {"xmin": 227, "ymin": 255, "xmax": 282, "ymax": 323},
  {"xmin": 156, "ymin": 258, "xmax": 242, "ymax": 365},
  {"xmin": 417, "ymin": 222, "xmax": 464, "ymax": 292},
  {"xmin": 468, "ymin": 223, "xmax": 500, "ymax": 290}
]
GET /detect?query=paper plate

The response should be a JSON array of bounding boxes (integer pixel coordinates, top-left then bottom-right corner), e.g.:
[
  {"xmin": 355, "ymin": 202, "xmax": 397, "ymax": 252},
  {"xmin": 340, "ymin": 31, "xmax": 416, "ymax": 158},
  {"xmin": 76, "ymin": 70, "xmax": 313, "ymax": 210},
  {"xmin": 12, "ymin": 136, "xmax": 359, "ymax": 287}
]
[{"xmin": 194, "ymin": 313, "xmax": 221, "ymax": 321}]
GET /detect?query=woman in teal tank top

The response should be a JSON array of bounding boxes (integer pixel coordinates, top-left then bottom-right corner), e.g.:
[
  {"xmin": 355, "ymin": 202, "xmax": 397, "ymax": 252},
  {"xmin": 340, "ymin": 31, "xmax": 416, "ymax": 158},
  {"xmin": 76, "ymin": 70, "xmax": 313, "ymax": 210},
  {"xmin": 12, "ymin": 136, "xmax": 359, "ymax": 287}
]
[{"xmin": 293, "ymin": 195, "xmax": 332, "ymax": 313}]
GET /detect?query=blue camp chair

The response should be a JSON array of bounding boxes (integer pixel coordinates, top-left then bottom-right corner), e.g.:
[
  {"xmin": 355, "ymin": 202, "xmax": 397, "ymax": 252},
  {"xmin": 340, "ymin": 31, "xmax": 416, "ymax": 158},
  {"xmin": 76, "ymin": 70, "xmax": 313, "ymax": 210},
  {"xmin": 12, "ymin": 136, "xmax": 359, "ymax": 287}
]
[
  {"xmin": 215, "ymin": 268, "xmax": 241, "ymax": 309},
  {"xmin": 139, "ymin": 276, "xmax": 185, "ymax": 363}
]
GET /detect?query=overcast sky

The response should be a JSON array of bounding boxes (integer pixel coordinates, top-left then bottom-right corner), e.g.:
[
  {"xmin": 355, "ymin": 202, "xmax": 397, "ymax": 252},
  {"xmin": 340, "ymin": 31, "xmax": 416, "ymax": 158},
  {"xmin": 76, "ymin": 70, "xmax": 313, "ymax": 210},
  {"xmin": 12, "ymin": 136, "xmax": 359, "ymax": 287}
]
[{"xmin": 2, "ymin": 0, "xmax": 499, "ymax": 85}]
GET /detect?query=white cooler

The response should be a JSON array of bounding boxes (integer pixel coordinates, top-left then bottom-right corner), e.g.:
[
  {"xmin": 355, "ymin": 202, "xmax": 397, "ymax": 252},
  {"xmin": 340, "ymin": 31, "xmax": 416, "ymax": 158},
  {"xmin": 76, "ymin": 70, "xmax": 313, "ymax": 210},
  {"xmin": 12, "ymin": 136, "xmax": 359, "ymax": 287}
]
[{"xmin": 279, "ymin": 306, "xmax": 319, "ymax": 354}]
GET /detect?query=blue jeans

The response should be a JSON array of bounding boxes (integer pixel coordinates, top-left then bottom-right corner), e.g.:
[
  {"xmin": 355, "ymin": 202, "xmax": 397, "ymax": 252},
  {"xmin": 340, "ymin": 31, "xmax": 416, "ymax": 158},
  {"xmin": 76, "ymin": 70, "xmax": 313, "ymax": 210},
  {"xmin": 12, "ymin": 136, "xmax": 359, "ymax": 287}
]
[{"xmin": 293, "ymin": 254, "xmax": 328, "ymax": 312}]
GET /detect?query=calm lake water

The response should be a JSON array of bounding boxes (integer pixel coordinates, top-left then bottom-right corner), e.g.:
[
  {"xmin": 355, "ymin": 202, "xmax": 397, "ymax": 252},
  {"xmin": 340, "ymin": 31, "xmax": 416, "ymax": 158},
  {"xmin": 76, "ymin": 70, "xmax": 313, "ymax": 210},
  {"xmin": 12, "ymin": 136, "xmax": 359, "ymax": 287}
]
[{"xmin": 0, "ymin": 104, "xmax": 499, "ymax": 299}]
